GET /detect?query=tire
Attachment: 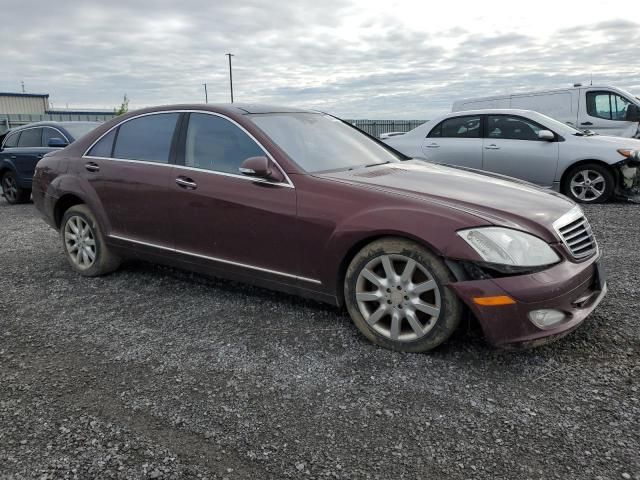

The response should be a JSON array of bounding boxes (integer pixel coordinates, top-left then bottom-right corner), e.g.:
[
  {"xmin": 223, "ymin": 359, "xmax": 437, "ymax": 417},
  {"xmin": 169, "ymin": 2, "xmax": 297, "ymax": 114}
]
[
  {"xmin": 1, "ymin": 171, "xmax": 31, "ymax": 204},
  {"xmin": 344, "ymin": 237, "xmax": 462, "ymax": 353},
  {"xmin": 562, "ymin": 163, "xmax": 614, "ymax": 204},
  {"xmin": 60, "ymin": 204, "xmax": 121, "ymax": 277}
]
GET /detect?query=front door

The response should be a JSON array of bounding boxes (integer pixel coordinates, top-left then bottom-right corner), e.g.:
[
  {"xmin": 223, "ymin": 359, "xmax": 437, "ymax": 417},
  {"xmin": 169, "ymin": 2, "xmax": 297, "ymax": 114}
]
[
  {"xmin": 482, "ymin": 115, "xmax": 559, "ymax": 187},
  {"xmin": 169, "ymin": 112, "xmax": 299, "ymax": 284},
  {"xmin": 580, "ymin": 89, "xmax": 638, "ymax": 137}
]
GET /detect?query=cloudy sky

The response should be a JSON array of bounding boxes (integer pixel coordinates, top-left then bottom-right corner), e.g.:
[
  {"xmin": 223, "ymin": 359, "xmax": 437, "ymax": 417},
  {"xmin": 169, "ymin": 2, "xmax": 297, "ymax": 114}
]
[{"xmin": 2, "ymin": 0, "xmax": 639, "ymax": 119}]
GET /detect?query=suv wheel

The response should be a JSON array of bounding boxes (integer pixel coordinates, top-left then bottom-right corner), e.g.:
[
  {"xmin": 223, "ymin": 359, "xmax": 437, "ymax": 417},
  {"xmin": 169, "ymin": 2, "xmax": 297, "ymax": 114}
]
[
  {"xmin": 563, "ymin": 163, "xmax": 614, "ymax": 203},
  {"xmin": 344, "ymin": 238, "xmax": 462, "ymax": 353},
  {"xmin": 61, "ymin": 204, "xmax": 121, "ymax": 276},
  {"xmin": 2, "ymin": 171, "xmax": 31, "ymax": 204}
]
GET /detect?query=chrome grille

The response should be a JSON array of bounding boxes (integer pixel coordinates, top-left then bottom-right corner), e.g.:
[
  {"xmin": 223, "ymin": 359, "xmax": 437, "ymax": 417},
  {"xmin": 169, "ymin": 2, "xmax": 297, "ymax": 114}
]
[{"xmin": 553, "ymin": 207, "xmax": 597, "ymax": 259}]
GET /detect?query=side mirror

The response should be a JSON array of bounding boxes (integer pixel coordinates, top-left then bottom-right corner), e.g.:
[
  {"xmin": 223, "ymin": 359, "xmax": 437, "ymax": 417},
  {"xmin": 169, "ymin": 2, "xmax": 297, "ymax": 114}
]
[
  {"xmin": 47, "ymin": 137, "xmax": 68, "ymax": 148},
  {"xmin": 538, "ymin": 130, "xmax": 555, "ymax": 141},
  {"xmin": 625, "ymin": 104, "xmax": 640, "ymax": 122},
  {"xmin": 239, "ymin": 156, "xmax": 284, "ymax": 182}
]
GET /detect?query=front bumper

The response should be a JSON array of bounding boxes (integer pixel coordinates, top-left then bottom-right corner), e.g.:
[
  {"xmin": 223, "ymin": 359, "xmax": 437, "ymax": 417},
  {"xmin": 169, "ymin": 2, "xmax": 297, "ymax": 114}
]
[{"xmin": 449, "ymin": 254, "xmax": 606, "ymax": 348}]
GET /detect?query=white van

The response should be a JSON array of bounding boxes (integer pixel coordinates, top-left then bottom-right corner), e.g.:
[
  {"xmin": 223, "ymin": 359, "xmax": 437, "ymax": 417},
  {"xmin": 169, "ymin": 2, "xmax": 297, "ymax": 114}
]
[{"xmin": 452, "ymin": 85, "xmax": 640, "ymax": 138}]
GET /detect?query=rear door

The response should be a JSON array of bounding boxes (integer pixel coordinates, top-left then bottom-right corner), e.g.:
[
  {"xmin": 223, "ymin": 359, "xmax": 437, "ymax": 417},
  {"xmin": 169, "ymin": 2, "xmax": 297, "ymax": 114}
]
[
  {"xmin": 580, "ymin": 89, "xmax": 637, "ymax": 136},
  {"xmin": 169, "ymin": 112, "xmax": 299, "ymax": 284},
  {"xmin": 482, "ymin": 114, "xmax": 559, "ymax": 186},
  {"xmin": 82, "ymin": 112, "xmax": 180, "ymax": 245},
  {"xmin": 421, "ymin": 115, "xmax": 483, "ymax": 169}
]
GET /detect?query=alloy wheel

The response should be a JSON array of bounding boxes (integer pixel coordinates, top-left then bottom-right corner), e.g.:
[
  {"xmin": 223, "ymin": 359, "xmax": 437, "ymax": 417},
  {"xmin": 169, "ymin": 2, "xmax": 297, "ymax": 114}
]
[
  {"xmin": 355, "ymin": 254, "xmax": 441, "ymax": 342},
  {"xmin": 64, "ymin": 216, "xmax": 97, "ymax": 269},
  {"xmin": 2, "ymin": 175, "xmax": 18, "ymax": 203},
  {"xmin": 570, "ymin": 169, "xmax": 606, "ymax": 201}
]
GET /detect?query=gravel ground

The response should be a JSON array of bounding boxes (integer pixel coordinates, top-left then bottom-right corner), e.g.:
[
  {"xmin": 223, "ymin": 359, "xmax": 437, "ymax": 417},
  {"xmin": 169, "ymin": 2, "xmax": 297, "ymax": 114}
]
[{"xmin": 0, "ymin": 202, "xmax": 638, "ymax": 480}]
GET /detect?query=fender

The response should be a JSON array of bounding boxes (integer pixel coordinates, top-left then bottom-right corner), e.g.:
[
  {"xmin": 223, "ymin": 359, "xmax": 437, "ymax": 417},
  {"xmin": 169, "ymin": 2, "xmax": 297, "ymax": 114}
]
[{"xmin": 47, "ymin": 173, "xmax": 112, "ymax": 235}]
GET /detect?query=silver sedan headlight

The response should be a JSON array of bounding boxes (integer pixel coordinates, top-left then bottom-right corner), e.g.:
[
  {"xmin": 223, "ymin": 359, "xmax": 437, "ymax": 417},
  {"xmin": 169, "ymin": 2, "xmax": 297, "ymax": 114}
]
[{"xmin": 458, "ymin": 227, "xmax": 560, "ymax": 267}]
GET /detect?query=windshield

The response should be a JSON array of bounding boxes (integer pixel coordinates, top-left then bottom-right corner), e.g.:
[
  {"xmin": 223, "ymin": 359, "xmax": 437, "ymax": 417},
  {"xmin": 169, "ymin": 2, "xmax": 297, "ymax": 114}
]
[
  {"xmin": 527, "ymin": 111, "xmax": 593, "ymax": 136},
  {"xmin": 249, "ymin": 113, "xmax": 401, "ymax": 172},
  {"xmin": 62, "ymin": 122, "xmax": 101, "ymax": 141}
]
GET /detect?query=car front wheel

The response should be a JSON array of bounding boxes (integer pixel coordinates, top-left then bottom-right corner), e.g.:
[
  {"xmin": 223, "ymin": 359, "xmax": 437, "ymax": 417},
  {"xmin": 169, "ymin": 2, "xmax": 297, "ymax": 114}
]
[
  {"xmin": 344, "ymin": 238, "xmax": 462, "ymax": 353},
  {"xmin": 61, "ymin": 204, "xmax": 121, "ymax": 277},
  {"xmin": 563, "ymin": 163, "xmax": 614, "ymax": 203},
  {"xmin": 2, "ymin": 171, "xmax": 31, "ymax": 204}
]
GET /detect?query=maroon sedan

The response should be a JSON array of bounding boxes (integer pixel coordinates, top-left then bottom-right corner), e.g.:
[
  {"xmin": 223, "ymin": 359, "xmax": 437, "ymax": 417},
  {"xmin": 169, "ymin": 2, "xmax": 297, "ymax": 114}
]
[{"xmin": 32, "ymin": 104, "xmax": 607, "ymax": 352}]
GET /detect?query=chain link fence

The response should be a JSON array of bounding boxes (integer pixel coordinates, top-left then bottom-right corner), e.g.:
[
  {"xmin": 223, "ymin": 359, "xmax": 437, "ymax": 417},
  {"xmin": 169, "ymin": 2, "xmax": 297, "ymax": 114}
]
[{"xmin": 346, "ymin": 119, "xmax": 427, "ymax": 138}]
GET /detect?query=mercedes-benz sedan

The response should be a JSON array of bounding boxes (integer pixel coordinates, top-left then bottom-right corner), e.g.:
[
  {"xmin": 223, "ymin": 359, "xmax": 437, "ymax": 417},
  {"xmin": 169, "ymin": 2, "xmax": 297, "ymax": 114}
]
[{"xmin": 33, "ymin": 104, "xmax": 607, "ymax": 352}]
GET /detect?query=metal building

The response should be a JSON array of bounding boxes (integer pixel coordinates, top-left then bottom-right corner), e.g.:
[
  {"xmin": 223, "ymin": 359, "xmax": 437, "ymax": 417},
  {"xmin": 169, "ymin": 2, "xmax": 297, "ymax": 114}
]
[
  {"xmin": 0, "ymin": 92, "xmax": 116, "ymax": 134},
  {"xmin": 0, "ymin": 92, "xmax": 50, "ymax": 114}
]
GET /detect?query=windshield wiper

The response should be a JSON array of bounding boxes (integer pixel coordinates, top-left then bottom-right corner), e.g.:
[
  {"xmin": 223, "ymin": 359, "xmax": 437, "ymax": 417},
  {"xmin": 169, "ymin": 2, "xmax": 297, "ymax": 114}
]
[{"xmin": 363, "ymin": 160, "xmax": 391, "ymax": 168}]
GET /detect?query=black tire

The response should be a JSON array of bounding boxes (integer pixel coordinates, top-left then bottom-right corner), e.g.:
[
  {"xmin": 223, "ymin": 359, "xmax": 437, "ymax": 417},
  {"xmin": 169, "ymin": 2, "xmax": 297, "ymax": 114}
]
[
  {"xmin": 344, "ymin": 237, "xmax": 462, "ymax": 353},
  {"xmin": 60, "ymin": 204, "xmax": 121, "ymax": 277},
  {"xmin": 1, "ymin": 171, "xmax": 31, "ymax": 204},
  {"xmin": 562, "ymin": 163, "xmax": 614, "ymax": 204}
]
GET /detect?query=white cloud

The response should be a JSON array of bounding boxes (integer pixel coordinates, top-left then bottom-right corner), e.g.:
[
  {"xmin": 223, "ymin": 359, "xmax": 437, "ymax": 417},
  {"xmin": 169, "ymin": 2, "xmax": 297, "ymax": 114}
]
[{"xmin": 1, "ymin": 0, "xmax": 638, "ymax": 118}]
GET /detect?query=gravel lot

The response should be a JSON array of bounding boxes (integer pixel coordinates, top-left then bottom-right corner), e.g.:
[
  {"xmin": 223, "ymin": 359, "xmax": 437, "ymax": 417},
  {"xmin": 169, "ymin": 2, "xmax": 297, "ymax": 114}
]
[{"xmin": 0, "ymin": 201, "xmax": 638, "ymax": 480}]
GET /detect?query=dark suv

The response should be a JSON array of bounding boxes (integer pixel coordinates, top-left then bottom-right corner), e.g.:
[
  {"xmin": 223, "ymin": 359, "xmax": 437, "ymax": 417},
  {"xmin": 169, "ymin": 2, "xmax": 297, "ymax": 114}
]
[{"xmin": 0, "ymin": 121, "xmax": 100, "ymax": 204}]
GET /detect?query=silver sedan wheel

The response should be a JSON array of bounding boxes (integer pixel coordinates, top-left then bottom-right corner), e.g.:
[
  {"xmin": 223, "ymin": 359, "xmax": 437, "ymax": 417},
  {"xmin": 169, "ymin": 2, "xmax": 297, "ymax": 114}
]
[
  {"xmin": 570, "ymin": 169, "xmax": 606, "ymax": 201},
  {"xmin": 64, "ymin": 216, "xmax": 97, "ymax": 269},
  {"xmin": 355, "ymin": 254, "xmax": 441, "ymax": 342},
  {"xmin": 2, "ymin": 175, "xmax": 18, "ymax": 203}
]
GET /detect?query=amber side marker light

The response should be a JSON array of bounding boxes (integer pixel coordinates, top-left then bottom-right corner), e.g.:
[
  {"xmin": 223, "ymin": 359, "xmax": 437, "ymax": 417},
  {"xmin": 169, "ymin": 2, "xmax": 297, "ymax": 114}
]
[{"xmin": 473, "ymin": 295, "xmax": 516, "ymax": 306}]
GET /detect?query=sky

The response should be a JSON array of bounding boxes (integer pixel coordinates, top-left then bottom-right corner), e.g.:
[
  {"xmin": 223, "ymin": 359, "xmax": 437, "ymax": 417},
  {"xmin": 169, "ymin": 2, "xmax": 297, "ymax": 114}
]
[{"xmin": 1, "ymin": 0, "xmax": 639, "ymax": 119}]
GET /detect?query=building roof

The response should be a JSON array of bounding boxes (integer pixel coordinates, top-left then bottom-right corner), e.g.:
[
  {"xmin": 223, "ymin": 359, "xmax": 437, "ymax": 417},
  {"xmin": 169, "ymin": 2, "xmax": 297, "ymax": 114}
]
[{"xmin": 0, "ymin": 92, "xmax": 50, "ymax": 98}]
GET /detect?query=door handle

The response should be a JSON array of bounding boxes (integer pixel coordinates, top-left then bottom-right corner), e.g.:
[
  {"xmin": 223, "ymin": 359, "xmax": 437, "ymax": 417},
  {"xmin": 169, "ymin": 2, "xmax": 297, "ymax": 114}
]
[
  {"xmin": 581, "ymin": 122, "xmax": 593, "ymax": 126},
  {"xmin": 175, "ymin": 176, "xmax": 197, "ymax": 190},
  {"xmin": 9, "ymin": 155, "xmax": 17, "ymax": 159},
  {"xmin": 425, "ymin": 143, "xmax": 440, "ymax": 148},
  {"xmin": 85, "ymin": 162, "xmax": 100, "ymax": 172},
  {"xmin": 484, "ymin": 144, "xmax": 500, "ymax": 150}
]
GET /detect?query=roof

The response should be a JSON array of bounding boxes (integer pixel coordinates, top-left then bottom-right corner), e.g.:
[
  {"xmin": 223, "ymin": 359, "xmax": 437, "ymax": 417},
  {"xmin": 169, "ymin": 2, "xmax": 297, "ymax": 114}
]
[
  {"xmin": 124, "ymin": 103, "xmax": 318, "ymax": 116},
  {"xmin": 4, "ymin": 120, "xmax": 101, "ymax": 132},
  {"xmin": 0, "ymin": 92, "xmax": 49, "ymax": 98}
]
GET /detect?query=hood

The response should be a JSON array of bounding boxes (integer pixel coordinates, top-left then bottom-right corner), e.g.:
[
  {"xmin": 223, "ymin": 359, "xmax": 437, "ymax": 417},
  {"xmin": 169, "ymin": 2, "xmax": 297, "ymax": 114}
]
[
  {"xmin": 578, "ymin": 135, "xmax": 640, "ymax": 147},
  {"xmin": 316, "ymin": 160, "xmax": 576, "ymax": 242}
]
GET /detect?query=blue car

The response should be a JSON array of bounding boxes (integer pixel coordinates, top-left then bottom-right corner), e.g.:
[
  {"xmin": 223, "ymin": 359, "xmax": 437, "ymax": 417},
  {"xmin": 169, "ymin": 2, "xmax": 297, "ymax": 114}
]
[{"xmin": 0, "ymin": 121, "xmax": 100, "ymax": 204}]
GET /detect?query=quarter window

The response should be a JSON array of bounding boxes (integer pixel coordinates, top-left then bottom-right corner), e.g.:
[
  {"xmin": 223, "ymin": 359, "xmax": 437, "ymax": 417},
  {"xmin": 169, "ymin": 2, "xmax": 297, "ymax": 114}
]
[
  {"xmin": 3, "ymin": 132, "xmax": 19, "ymax": 148},
  {"xmin": 437, "ymin": 116, "xmax": 481, "ymax": 138},
  {"xmin": 586, "ymin": 91, "xmax": 633, "ymax": 121},
  {"xmin": 487, "ymin": 115, "xmax": 543, "ymax": 141},
  {"xmin": 185, "ymin": 113, "xmax": 264, "ymax": 175},
  {"xmin": 112, "ymin": 113, "xmax": 180, "ymax": 163},
  {"xmin": 87, "ymin": 129, "xmax": 117, "ymax": 158},
  {"xmin": 17, "ymin": 128, "xmax": 43, "ymax": 147}
]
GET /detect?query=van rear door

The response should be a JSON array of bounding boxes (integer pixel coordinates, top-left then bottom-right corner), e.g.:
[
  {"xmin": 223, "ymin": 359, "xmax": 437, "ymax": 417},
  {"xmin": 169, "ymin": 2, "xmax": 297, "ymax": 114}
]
[{"xmin": 579, "ymin": 88, "xmax": 639, "ymax": 137}]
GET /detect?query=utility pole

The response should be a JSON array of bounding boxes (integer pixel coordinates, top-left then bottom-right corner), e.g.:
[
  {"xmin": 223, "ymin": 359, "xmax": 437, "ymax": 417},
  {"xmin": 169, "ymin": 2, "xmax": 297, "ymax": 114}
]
[
  {"xmin": 226, "ymin": 53, "xmax": 234, "ymax": 103},
  {"xmin": 203, "ymin": 83, "xmax": 208, "ymax": 103}
]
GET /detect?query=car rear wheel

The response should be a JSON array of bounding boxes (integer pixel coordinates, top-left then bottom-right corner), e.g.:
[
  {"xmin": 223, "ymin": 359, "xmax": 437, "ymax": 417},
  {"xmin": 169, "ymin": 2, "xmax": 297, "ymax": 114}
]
[
  {"xmin": 2, "ymin": 171, "xmax": 31, "ymax": 204},
  {"xmin": 344, "ymin": 238, "xmax": 462, "ymax": 353},
  {"xmin": 61, "ymin": 204, "xmax": 121, "ymax": 277},
  {"xmin": 563, "ymin": 163, "xmax": 614, "ymax": 203}
]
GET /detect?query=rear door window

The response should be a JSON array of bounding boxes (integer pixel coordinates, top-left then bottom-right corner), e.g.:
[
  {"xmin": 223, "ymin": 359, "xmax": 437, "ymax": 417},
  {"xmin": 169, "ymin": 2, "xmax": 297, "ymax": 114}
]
[
  {"xmin": 112, "ymin": 113, "xmax": 180, "ymax": 163},
  {"xmin": 17, "ymin": 128, "xmax": 43, "ymax": 147},
  {"xmin": 438, "ymin": 116, "xmax": 481, "ymax": 138}
]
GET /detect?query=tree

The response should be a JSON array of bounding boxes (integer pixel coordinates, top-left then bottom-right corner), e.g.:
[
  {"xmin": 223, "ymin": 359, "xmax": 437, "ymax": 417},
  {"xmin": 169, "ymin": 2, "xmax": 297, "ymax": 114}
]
[{"xmin": 114, "ymin": 94, "xmax": 129, "ymax": 116}]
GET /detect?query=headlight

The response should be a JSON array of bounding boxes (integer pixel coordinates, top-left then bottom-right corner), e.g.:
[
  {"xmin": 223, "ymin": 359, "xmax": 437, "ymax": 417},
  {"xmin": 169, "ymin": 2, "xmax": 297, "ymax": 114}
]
[{"xmin": 458, "ymin": 227, "xmax": 560, "ymax": 267}]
